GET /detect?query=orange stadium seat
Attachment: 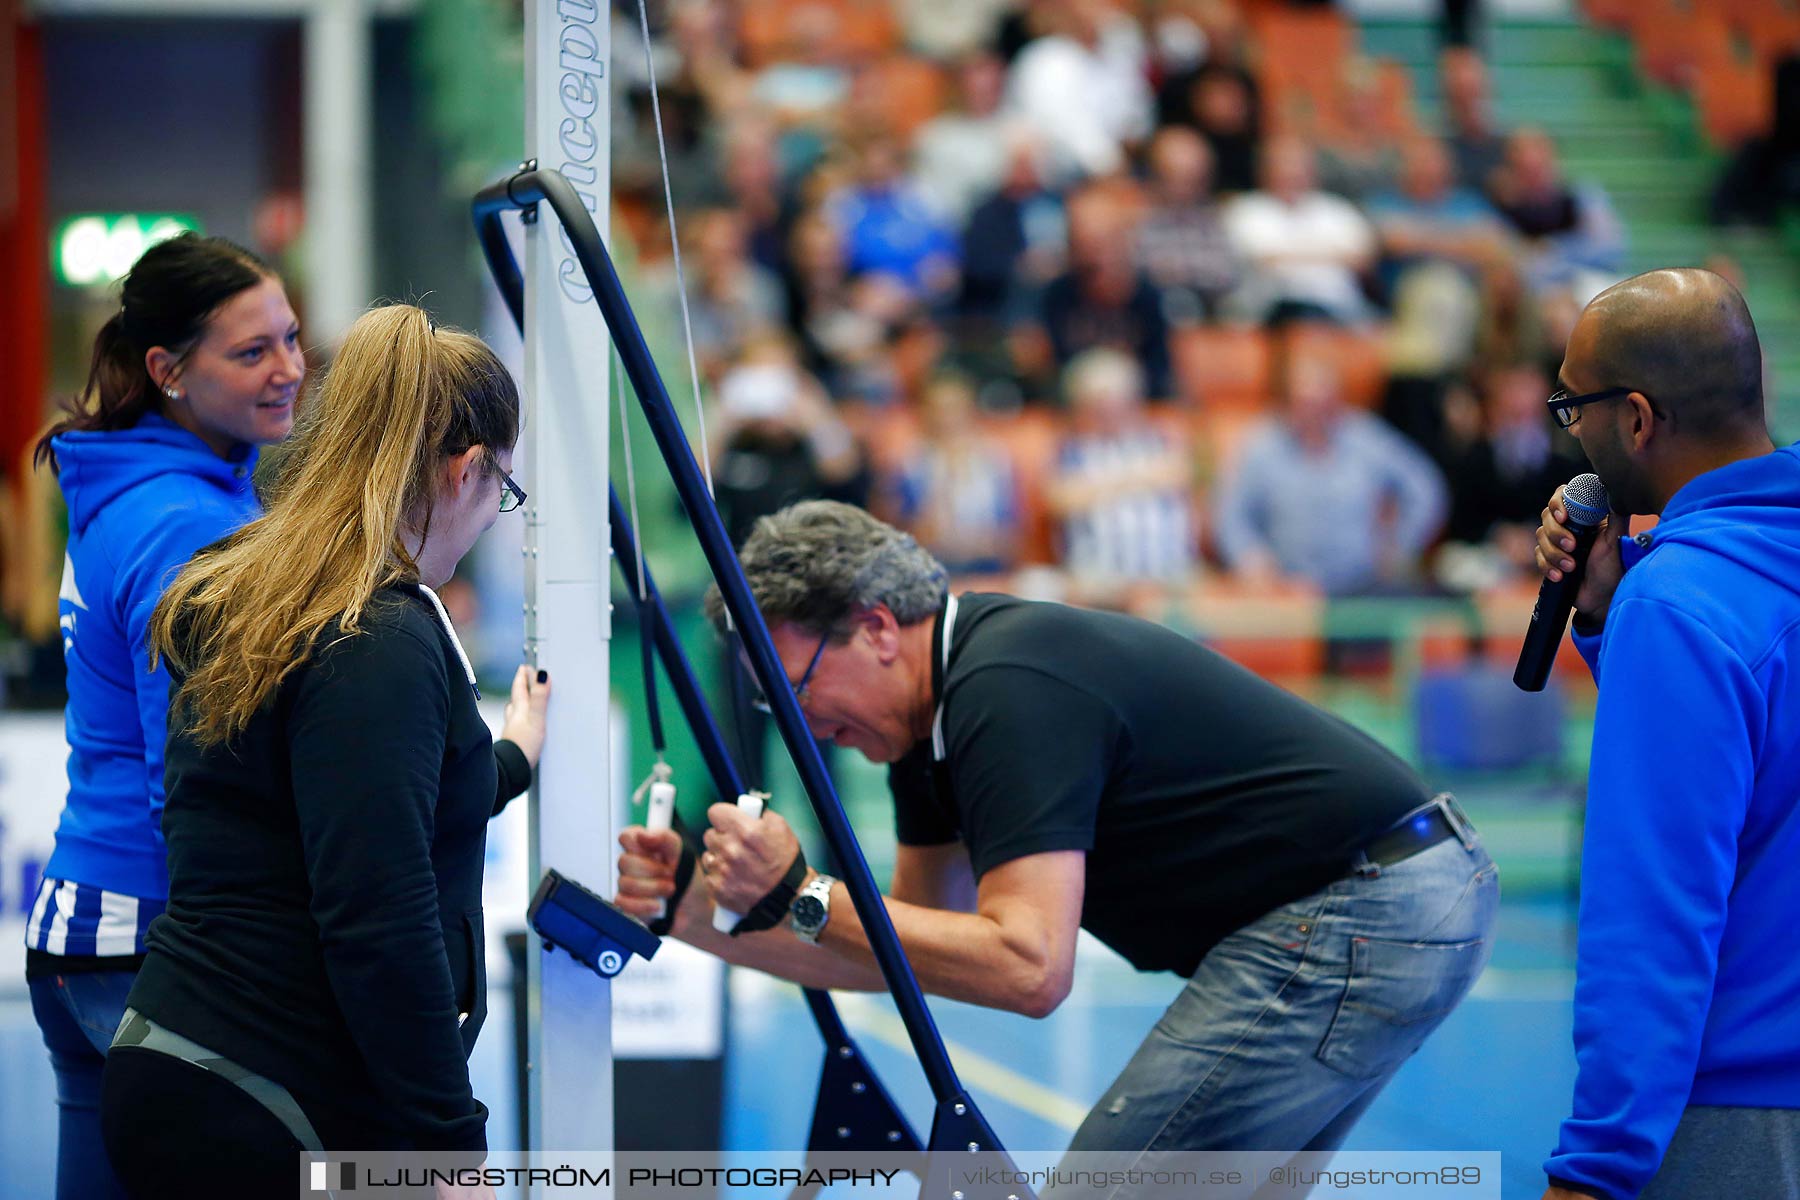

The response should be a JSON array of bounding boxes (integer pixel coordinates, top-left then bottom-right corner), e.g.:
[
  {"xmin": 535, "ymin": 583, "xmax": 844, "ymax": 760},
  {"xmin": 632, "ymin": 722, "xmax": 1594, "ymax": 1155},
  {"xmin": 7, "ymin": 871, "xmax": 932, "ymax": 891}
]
[
  {"xmin": 1695, "ymin": 61, "xmax": 1775, "ymax": 146},
  {"xmin": 834, "ymin": 0, "xmax": 902, "ymax": 62},
  {"xmin": 1634, "ymin": 12, "xmax": 1736, "ymax": 89},
  {"xmin": 1251, "ymin": 9, "xmax": 1356, "ymax": 80},
  {"xmin": 1372, "ymin": 59, "xmax": 1421, "ymax": 138},
  {"xmin": 1737, "ymin": 6, "xmax": 1800, "ymax": 63},
  {"xmin": 1581, "ymin": 0, "xmax": 1642, "ymax": 31},
  {"xmin": 1188, "ymin": 579, "xmax": 1326, "ymax": 681},
  {"xmin": 1172, "ymin": 326, "xmax": 1275, "ymax": 411},
  {"xmin": 855, "ymin": 57, "xmax": 947, "ymax": 139},
  {"xmin": 737, "ymin": 0, "xmax": 898, "ymax": 70},
  {"xmin": 1253, "ymin": 10, "xmax": 1357, "ymax": 136},
  {"xmin": 1281, "ymin": 325, "xmax": 1387, "ymax": 410}
]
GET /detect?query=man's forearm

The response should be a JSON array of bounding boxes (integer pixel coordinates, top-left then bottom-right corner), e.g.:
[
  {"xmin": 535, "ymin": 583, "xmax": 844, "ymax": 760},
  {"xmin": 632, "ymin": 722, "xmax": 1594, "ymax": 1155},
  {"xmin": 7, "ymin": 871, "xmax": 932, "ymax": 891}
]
[
  {"xmin": 816, "ymin": 880, "xmax": 1068, "ymax": 1017},
  {"xmin": 673, "ymin": 881, "xmax": 890, "ymax": 993}
]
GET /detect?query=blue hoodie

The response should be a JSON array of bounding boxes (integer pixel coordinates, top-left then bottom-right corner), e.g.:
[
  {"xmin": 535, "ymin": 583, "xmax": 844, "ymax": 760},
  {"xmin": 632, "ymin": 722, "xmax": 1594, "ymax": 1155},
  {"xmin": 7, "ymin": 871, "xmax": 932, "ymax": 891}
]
[
  {"xmin": 1546, "ymin": 444, "xmax": 1800, "ymax": 1199},
  {"xmin": 49, "ymin": 414, "xmax": 261, "ymax": 901}
]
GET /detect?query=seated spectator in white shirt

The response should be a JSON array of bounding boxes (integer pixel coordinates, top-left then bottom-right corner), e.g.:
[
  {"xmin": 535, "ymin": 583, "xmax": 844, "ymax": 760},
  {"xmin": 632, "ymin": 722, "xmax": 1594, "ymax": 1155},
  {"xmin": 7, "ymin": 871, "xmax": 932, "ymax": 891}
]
[
  {"xmin": 1005, "ymin": 0, "xmax": 1153, "ymax": 183},
  {"xmin": 1223, "ymin": 136, "xmax": 1378, "ymax": 325},
  {"xmin": 912, "ymin": 51, "xmax": 1020, "ymax": 226},
  {"xmin": 1214, "ymin": 350, "xmax": 1447, "ymax": 594},
  {"xmin": 1048, "ymin": 349, "xmax": 1196, "ymax": 584},
  {"xmin": 1136, "ymin": 126, "xmax": 1241, "ymax": 323}
]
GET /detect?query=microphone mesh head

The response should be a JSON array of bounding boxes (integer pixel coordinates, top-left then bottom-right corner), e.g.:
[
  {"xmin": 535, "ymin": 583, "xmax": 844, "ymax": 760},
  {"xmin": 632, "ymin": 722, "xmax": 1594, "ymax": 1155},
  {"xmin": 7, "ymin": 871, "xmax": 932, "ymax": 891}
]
[{"xmin": 1562, "ymin": 473, "xmax": 1609, "ymax": 527}]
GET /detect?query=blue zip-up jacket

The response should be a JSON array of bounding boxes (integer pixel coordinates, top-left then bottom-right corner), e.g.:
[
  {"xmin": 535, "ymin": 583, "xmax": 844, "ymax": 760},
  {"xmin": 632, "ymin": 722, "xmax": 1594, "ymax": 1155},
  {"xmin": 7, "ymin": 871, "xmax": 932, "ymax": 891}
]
[
  {"xmin": 49, "ymin": 414, "xmax": 260, "ymax": 901},
  {"xmin": 1545, "ymin": 445, "xmax": 1800, "ymax": 1199}
]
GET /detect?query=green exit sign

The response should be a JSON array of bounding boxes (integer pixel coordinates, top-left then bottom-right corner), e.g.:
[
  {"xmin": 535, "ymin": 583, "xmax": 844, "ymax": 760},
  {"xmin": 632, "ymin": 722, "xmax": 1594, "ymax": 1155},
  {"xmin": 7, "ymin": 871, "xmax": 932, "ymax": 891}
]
[{"xmin": 54, "ymin": 213, "xmax": 203, "ymax": 287}]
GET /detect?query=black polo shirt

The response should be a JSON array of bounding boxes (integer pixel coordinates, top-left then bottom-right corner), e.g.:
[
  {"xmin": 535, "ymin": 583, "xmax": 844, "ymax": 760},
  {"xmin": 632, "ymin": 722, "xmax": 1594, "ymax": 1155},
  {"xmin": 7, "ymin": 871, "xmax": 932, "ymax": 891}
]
[{"xmin": 890, "ymin": 593, "xmax": 1430, "ymax": 976}]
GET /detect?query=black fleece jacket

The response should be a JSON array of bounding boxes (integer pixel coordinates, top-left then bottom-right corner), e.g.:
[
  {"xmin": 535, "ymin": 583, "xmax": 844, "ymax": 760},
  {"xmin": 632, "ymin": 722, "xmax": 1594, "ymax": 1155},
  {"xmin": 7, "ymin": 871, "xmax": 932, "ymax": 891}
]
[{"xmin": 128, "ymin": 584, "xmax": 530, "ymax": 1152}]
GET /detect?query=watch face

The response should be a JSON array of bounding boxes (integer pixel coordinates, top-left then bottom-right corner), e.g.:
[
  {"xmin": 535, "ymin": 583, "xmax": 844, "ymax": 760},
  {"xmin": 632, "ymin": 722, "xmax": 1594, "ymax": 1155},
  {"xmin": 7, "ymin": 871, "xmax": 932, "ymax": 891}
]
[{"xmin": 792, "ymin": 894, "xmax": 826, "ymax": 929}]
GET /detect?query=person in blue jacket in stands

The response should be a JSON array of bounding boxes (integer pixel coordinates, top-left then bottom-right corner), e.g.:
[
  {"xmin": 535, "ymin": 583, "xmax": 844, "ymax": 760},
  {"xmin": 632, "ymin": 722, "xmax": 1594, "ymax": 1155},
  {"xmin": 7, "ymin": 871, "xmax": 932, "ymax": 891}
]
[
  {"xmin": 26, "ymin": 233, "xmax": 305, "ymax": 1199},
  {"xmin": 1533, "ymin": 267, "xmax": 1800, "ymax": 1200}
]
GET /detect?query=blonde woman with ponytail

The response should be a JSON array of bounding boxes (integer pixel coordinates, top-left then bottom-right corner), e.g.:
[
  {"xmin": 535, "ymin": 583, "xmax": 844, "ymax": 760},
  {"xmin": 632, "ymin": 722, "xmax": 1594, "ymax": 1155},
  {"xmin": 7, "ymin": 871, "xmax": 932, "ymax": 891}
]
[{"xmin": 98, "ymin": 304, "xmax": 546, "ymax": 1199}]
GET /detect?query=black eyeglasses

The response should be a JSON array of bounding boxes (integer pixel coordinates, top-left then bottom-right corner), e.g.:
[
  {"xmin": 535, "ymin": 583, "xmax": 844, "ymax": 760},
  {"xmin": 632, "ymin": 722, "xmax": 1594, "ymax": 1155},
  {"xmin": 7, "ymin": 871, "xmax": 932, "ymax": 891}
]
[
  {"xmin": 749, "ymin": 630, "xmax": 831, "ymax": 714},
  {"xmin": 1547, "ymin": 385, "xmax": 1671, "ymax": 431},
  {"xmin": 488, "ymin": 452, "xmax": 527, "ymax": 513}
]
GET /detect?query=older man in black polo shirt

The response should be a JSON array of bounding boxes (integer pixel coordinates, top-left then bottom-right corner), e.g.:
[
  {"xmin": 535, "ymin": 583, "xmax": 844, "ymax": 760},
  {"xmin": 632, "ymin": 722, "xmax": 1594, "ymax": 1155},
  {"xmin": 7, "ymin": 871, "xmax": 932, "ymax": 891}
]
[{"xmin": 616, "ymin": 501, "xmax": 1496, "ymax": 1170}]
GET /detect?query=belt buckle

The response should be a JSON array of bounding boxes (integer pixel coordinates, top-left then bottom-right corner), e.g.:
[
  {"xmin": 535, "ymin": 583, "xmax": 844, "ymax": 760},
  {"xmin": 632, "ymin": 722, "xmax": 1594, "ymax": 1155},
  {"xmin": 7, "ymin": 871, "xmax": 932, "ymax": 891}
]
[{"xmin": 1435, "ymin": 793, "xmax": 1477, "ymax": 852}]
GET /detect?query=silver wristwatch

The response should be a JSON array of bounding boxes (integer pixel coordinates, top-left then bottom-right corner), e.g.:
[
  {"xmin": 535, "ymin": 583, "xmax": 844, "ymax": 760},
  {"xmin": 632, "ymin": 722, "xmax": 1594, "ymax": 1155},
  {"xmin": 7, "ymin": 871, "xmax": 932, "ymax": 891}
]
[{"xmin": 789, "ymin": 874, "xmax": 837, "ymax": 944}]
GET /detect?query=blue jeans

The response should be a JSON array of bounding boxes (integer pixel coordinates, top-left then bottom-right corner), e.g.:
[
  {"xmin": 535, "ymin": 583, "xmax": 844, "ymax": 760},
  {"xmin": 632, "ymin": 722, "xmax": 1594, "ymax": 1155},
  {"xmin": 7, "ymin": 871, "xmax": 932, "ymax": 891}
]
[
  {"xmin": 1066, "ymin": 817, "xmax": 1498, "ymax": 1195},
  {"xmin": 29, "ymin": 968, "xmax": 137, "ymax": 1200}
]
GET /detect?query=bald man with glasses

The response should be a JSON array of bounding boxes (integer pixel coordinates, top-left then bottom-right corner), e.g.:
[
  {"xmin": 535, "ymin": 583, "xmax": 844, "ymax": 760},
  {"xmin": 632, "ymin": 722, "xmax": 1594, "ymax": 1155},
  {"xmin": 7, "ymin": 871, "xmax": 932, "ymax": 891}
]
[{"xmin": 1533, "ymin": 268, "xmax": 1800, "ymax": 1200}]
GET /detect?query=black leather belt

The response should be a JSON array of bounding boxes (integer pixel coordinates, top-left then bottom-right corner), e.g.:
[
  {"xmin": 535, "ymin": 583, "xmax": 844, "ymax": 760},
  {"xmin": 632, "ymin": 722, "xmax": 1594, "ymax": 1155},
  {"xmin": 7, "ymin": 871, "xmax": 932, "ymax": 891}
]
[{"xmin": 1356, "ymin": 795, "xmax": 1475, "ymax": 874}]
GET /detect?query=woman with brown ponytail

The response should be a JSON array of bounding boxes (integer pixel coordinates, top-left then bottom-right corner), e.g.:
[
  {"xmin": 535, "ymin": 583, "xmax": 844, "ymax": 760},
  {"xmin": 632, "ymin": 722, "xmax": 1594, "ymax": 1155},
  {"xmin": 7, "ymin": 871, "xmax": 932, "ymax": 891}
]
[{"xmin": 98, "ymin": 304, "xmax": 544, "ymax": 1199}]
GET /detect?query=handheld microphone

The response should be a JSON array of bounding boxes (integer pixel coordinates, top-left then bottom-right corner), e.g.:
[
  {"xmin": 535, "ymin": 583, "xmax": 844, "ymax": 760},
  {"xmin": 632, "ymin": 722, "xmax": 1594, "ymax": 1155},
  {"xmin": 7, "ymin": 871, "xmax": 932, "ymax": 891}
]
[{"xmin": 1514, "ymin": 473, "xmax": 1609, "ymax": 692}]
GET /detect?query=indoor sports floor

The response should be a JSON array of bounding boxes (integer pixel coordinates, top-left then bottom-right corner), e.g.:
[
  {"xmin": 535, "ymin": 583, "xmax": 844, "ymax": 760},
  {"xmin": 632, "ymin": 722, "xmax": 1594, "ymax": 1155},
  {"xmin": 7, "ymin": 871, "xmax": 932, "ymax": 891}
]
[{"xmin": 0, "ymin": 784, "xmax": 1582, "ymax": 1200}]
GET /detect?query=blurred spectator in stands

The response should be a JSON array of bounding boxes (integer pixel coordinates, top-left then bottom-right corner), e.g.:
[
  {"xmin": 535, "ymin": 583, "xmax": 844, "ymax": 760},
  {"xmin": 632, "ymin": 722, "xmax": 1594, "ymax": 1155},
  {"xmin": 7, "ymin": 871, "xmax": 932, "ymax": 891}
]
[
  {"xmin": 752, "ymin": 1, "xmax": 850, "ymax": 169},
  {"xmin": 1442, "ymin": 0, "xmax": 1480, "ymax": 50},
  {"xmin": 723, "ymin": 116, "xmax": 792, "ymax": 273},
  {"xmin": 1215, "ymin": 349, "xmax": 1447, "ymax": 594},
  {"xmin": 1156, "ymin": 0, "xmax": 1262, "ymax": 190},
  {"xmin": 904, "ymin": 0, "xmax": 1013, "ymax": 60},
  {"xmin": 1165, "ymin": 63, "xmax": 1262, "ymax": 193},
  {"xmin": 1471, "ymin": 252, "xmax": 1555, "ymax": 378},
  {"xmin": 1490, "ymin": 127, "xmax": 1625, "ymax": 296},
  {"xmin": 1048, "ymin": 349, "xmax": 1196, "ymax": 583},
  {"xmin": 1223, "ymin": 136, "xmax": 1378, "ymax": 325},
  {"xmin": 912, "ymin": 51, "xmax": 1018, "ymax": 225},
  {"xmin": 651, "ymin": 208, "xmax": 787, "ymax": 382},
  {"xmin": 711, "ymin": 338, "xmax": 868, "ymax": 551},
  {"xmin": 1136, "ymin": 126, "xmax": 1240, "ymax": 324},
  {"xmin": 1366, "ymin": 136, "xmax": 1508, "ymax": 293},
  {"xmin": 709, "ymin": 338, "xmax": 867, "ymax": 784},
  {"xmin": 1014, "ymin": 185, "xmax": 1173, "ymax": 399},
  {"xmin": 1435, "ymin": 361, "xmax": 1586, "ymax": 589},
  {"xmin": 1711, "ymin": 53, "xmax": 1800, "ymax": 227},
  {"xmin": 993, "ymin": 0, "xmax": 1061, "ymax": 65},
  {"xmin": 1382, "ymin": 257, "xmax": 1485, "ymax": 460},
  {"xmin": 785, "ymin": 210, "xmax": 911, "ymax": 402},
  {"xmin": 960, "ymin": 133, "xmax": 1068, "ymax": 322},
  {"xmin": 1005, "ymin": 0, "xmax": 1154, "ymax": 182},
  {"xmin": 825, "ymin": 133, "xmax": 960, "ymax": 304},
  {"xmin": 1440, "ymin": 47, "xmax": 1508, "ymax": 197},
  {"xmin": 881, "ymin": 373, "xmax": 1023, "ymax": 574},
  {"xmin": 0, "ymin": 453, "xmax": 67, "ymax": 707},
  {"xmin": 1317, "ymin": 59, "xmax": 1406, "ymax": 202},
  {"xmin": 615, "ymin": 0, "xmax": 746, "ymax": 208}
]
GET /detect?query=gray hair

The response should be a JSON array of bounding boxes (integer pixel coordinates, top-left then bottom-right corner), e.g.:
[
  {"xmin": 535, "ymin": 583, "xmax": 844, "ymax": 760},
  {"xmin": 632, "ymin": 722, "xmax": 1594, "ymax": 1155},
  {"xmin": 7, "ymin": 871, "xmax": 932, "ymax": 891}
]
[{"xmin": 703, "ymin": 501, "xmax": 948, "ymax": 638}]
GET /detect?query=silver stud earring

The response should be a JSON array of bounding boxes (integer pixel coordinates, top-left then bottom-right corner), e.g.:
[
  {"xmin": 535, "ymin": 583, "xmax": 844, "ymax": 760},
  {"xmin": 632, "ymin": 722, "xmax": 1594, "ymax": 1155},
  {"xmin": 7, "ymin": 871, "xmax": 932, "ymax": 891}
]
[{"xmin": 164, "ymin": 386, "xmax": 180, "ymax": 400}]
